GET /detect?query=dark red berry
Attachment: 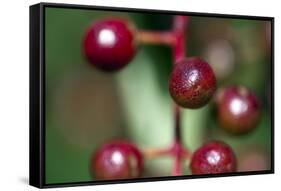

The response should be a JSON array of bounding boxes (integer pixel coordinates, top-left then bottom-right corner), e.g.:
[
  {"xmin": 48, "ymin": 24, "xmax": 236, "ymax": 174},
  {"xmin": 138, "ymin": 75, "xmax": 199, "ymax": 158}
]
[
  {"xmin": 217, "ymin": 86, "xmax": 261, "ymax": 134},
  {"xmin": 191, "ymin": 141, "xmax": 236, "ymax": 174},
  {"xmin": 84, "ymin": 18, "xmax": 137, "ymax": 71},
  {"xmin": 90, "ymin": 140, "xmax": 143, "ymax": 180},
  {"xmin": 169, "ymin": 57, "xmax": 216, "ymax": 108}
]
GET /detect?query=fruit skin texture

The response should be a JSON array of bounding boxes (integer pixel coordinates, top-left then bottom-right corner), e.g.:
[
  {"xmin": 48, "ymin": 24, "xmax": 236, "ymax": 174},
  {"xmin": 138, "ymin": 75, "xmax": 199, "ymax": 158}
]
[
  {"xmin": 217, "ymin": 86, "xmax": 260, "ymax": 134},
  {"xmin": 169, "ymin": 57, "xmax": 216, "ymax": 108},
  {"xmin": 90, "ymin": 141, "xmax": 143, "ymax": 180},
  {"xmin": 191, "ymin": 141, "xmax": 236, "ymax": 174},
  {"xmin": 84, "ymin": 18, "xmax": 136, "ymax": 71}
]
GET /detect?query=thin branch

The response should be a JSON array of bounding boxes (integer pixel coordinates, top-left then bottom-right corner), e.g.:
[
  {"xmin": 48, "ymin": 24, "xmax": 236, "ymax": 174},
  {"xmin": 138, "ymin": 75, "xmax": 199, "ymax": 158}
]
[
  {"xmin": 137, "ymin": 31, "xmax": 176, "ymax": 45},
  {"xmin": 137, "ymin": 16, "xmax": 191, "ymax": 176},
  {"xmin": 174, "ymin": 105, "xmax": 181, "ymax": 142},
  {"xmin": 173, "ymin": 16, "xmax": 190, "ymax": 63},
  {"xmin": 171, "ymin": 16, "xmax": 190, "ymax": 176}
]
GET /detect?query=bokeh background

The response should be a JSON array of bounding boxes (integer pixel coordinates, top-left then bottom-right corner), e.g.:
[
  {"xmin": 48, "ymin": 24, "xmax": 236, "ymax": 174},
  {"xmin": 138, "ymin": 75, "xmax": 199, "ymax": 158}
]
[{"xmin": 45, "ymin": 7, "xmax": 272, "ymax": 184}]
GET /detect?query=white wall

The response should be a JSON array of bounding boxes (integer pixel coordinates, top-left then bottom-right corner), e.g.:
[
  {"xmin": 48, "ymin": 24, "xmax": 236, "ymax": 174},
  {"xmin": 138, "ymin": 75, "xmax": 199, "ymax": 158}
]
[{"xmin": 0, "ymin": 0, "xmax": 279, "ymax": 190}]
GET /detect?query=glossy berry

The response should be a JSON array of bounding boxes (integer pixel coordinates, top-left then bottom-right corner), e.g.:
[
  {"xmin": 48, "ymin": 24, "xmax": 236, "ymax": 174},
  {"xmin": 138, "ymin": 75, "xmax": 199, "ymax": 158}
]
[
  {"xmin": 90, "ymin": 141, "xmax": 143, "ymax": 180},
  {"xmin": 217, "ymin": 86, "xmax": 261, "ymax": 134},
  {"xmin": 84, "ymin": 18, "xmax": 137, "ymax": 71},
  {"xmin": 169, "ymin": 57, "xmax": 216, "ymax": 108},
  {"xmin": 191, "ymin": 141, "xmax": 236, "ymax": 174}
]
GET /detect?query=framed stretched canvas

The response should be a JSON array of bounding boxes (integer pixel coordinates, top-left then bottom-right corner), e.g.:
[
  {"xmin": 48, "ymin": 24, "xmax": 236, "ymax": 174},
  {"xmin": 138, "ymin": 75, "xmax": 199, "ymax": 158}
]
[{"xmin": 29, "ymin": 2, "xmax": 274, "ymax": 188}]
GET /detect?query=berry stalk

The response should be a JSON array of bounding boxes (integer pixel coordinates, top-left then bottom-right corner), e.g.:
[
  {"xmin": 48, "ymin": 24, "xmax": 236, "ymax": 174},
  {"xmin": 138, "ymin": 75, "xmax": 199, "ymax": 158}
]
[
  {"xmin": 171, "ymin": 16, "xmax": 189, "ymax": 175},
  {"xmin": 173, "ymin": 16, "xmax": 189, "ymax": 62},
  {"xmin": 172, "ymin": 16, "xmax": 189, "ymax": 144},
  {"xmin": 141, "ymin": 16, "xmax": 191, "ymax": 176},
  {"xmin": 174, "ymin": 105, "xmax": 181, "ymax": 142},
  {"xmin": 137, "ymin": 31, "xmax": 176, "ymax": 45}
]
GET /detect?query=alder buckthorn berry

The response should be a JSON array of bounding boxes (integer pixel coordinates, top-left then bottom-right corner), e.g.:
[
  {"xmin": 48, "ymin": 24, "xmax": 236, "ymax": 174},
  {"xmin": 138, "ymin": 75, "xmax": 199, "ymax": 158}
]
[
  {"xmin": 217, "ymin": 86, "xmax": 261, "ymax": 134},
  {"xmin": 169, "ymin": 57, "xmax": 216, "ymax": 108},
  {"xmin": 191, "ymin": 141, "xmax": 236, "ymax": 174},
  {"xmin": 84, "ymin": 18, "xmax": 137, "ymax": 71},
  {"xmin": 90, "ymin": 141, "xmax": 143, "ymax": 180}
]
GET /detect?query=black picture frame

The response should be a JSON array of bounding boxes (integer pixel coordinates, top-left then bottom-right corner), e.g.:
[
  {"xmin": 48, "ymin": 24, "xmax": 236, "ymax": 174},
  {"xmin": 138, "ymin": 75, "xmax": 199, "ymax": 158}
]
[{"xmin": 30, "ymin": 2, "xmax": 275, "ymax": 188}]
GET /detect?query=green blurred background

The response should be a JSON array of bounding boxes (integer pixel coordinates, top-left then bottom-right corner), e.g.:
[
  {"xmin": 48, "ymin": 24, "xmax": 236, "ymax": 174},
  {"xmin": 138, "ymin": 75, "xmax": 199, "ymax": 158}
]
[{"xmin": 45, "ymin": 7, "xmax": 272, "ymax": 184}]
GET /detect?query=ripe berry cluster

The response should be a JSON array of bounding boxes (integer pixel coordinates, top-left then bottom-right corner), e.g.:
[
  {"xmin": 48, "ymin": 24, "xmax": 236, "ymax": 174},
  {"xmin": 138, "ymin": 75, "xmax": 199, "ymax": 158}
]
[{"xmin": 83, "ymin": 16, "xmax": 261, "ymax": 180}]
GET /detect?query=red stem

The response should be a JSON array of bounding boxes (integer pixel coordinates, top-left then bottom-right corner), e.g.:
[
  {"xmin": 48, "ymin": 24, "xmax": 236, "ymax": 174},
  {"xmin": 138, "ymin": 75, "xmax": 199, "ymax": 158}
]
[
  {"xmin": 171, "ymin": 16, "xmax": 189, "ymax": 176},
  {"xmin": 137, "ymin": 31, "xmax": 175, "ymax": 45},
  {"xmin": 139, "ymin": 16, "xmax": 190, "ymax": 176},
  {"xmin": 173, "ymin": 153, "xmax": 182, "ymax": 175},
  {"xmin": 173, "ymin": 16, "xmax": 189, "ymax": 63},
  {"xmin": 174, "ymin": 105, "xmax": 181, "ymax": 142}
]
